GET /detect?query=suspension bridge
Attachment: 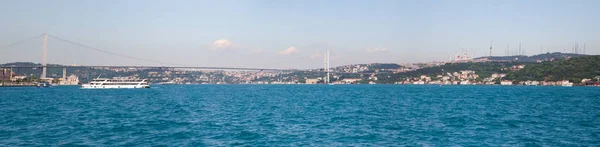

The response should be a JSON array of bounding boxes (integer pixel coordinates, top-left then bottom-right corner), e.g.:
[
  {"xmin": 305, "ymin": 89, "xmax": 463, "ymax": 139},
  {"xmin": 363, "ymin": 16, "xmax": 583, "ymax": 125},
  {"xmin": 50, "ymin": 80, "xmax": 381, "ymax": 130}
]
[{"xmin": 0, "ymin": 33, "xmax": 338, "ymax": 83}]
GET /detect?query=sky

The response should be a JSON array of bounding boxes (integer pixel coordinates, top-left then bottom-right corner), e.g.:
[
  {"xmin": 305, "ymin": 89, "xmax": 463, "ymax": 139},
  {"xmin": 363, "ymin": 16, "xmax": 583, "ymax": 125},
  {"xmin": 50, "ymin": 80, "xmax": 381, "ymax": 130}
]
[{"xmin": 0, "ymin": 0, "xmax": 598, "ymax": 69}]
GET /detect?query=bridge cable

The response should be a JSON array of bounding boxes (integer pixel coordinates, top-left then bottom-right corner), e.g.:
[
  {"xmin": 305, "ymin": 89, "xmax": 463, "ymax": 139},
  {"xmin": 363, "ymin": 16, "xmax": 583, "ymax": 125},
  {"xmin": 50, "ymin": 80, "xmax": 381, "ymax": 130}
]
[
  {"xmin": 47, "ymin": 34, "xmax": 190, "ymax": 66},
  {"xmin": 0, "ymin": 35, "xmax": 42, "ymax": 50},
  {"xmin": 257, "ymin": 55, "xmax": 312, "ymax": 69}
]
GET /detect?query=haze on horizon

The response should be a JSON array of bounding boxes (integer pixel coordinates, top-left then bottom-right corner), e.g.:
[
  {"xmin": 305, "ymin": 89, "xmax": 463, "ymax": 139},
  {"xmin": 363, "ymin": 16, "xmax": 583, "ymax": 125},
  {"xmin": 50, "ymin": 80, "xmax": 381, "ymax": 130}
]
[{"xmin": 0, "ymin": 0, "xmax": 598, "ymax": 69}]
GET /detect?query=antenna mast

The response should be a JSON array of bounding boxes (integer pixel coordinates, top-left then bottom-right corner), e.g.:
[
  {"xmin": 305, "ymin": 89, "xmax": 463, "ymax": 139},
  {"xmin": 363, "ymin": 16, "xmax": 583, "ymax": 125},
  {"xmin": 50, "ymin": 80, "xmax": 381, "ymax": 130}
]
[
  {"xmin": 583, "ymin": 43, "xmax": 586, "ymax": 54},
  {"xmin": 324, "ymin": 50, "xmax": 330, "ymax": 84},
  {"xmin": 518, "ymin": 42, "xmax": 521, "ymax": 56},
  {"xmin": 540, "ymin": 45, "xmax": 543, "ymax": 54},
  {"xmin": 506, "ymin": 44, "xmax": 509, "ymax": 56},
  {"xmin": 489, "ymin": 40, "xmax": 493, "ymax": 57}
]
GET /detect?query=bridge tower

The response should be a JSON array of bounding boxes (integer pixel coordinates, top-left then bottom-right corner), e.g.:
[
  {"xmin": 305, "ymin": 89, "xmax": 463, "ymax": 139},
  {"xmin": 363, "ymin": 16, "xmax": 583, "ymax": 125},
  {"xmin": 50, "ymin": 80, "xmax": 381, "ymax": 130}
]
[
  {"xmin": 41, "ymin": 33, "xmax": 48, "ymax": 79},
  {"xmin": 62, "ymin": 67, "xmax": 67, "ymax": 80},
  {"xmin": 9, "ymin": 67, "xmax": 13, "ymax": 81}
]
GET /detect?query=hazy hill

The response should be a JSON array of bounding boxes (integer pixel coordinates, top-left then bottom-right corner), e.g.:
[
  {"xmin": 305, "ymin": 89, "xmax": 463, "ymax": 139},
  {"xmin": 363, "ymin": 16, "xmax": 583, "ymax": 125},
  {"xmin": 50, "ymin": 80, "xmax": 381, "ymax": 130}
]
[{"xmin": 475, "ymin": 52, "xmax": 588, "ymax": 62}]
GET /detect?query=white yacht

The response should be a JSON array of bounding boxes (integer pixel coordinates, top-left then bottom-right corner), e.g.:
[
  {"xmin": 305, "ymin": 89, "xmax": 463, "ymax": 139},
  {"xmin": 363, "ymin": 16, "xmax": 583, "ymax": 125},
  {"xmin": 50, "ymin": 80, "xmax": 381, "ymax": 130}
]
[{"xmin": 81, "ymin": 77, "xmax": 150, "ymax": 89}]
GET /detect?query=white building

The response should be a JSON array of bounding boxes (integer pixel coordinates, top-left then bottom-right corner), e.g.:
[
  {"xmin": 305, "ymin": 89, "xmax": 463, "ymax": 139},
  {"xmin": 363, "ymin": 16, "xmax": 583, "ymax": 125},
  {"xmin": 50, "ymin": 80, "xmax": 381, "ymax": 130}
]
[
  {"xmin": 305, "ymin": 78, "xmax": 319, "ymax": 84},
  {"xmin": 58, "ymin": 75, "xmax": 79, "ymax": 85},
  {"xmin": 341, "ymin": 78, "xmax": 361, "ymax": 83},
  {"xmin": 491, "ymin": 73, "xmax": 507, "ymax": 79},
  {"xmin": 525, "ymin": 81, "xmax": 540, "ymax": 86},
  {"xmin": 558, "ymin": 80, "xmax": 573, "ymax": 87},
  {"xmin": 501, "ymin": 80, "xmax": 513, "ymax": 85},
  {"xmin": 10, "ymin": 76, "xmax": 27, "ymax": 81}
]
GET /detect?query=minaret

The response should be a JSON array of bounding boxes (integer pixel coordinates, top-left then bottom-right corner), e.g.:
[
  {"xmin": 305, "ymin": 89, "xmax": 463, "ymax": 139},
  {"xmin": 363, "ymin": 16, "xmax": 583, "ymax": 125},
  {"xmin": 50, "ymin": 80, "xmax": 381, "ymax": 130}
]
[
  {"xmin": 41, "ymin": 33, "xmax": 47, "ymax": 79},
  {"xmin": 464, "ymin": 49, "xmax": 468, "ymax": 60},
  {"xmin": 471, "ymin": 49, "xmax": 474, "ymax": 60}
]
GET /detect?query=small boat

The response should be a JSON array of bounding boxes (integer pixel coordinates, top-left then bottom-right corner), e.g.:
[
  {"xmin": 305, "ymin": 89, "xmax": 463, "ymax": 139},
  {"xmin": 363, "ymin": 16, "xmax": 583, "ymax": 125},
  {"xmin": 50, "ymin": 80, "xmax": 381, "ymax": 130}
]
[{"xmin": 36, "ymin": 82, "xmax": 51, "ymax": 88}]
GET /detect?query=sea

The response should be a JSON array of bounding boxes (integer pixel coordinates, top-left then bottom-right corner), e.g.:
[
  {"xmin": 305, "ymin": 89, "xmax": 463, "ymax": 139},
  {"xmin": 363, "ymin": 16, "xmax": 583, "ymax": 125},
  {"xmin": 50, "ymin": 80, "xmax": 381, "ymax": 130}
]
[{"xmin": 0, "ymin": 85, "xmax": 598, "ymax": 146}]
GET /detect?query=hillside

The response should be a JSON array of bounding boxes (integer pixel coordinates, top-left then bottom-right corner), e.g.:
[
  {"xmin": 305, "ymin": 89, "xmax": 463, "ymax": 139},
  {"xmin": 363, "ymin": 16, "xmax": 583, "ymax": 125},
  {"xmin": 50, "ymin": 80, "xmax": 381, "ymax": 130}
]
[
  {"xmin": 372, "ymin": 62, "xmax": 523, "ymax": 83},
  {"xmin": 506, "ymin": 55, "xmax": 600, "ymax": 83},
  {"xmin": 331, "ymin": 63, "xmax": 404, "ymax": 73},
  {"xmin": 404, "ymin": 62, "xmax": 519, "ymax": 77},
  {"xmin": 3, "ymin": 55, "xmax": 598, "ymax": 84},
  {"xmin": 377, "ymin": 55, "xmax": 599, "ymax": 84}
]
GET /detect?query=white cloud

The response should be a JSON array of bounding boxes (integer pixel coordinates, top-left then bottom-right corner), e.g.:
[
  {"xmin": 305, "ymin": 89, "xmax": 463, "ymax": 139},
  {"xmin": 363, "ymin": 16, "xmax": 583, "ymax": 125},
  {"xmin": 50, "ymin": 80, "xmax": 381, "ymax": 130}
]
[
  {"xmin": 211, "ymin": 39, "xmax": 234, "ymax": 50},
  {"xmin": 366, "ymin": 48, "xmax": 388, "ymax": 53},
  {"xmin": 278, "ymin": 47, "xmax": 298, "ymax": 55},
  {"xmin": 310, "ymin": 52, "xmax": 322, "ymax": 58}
]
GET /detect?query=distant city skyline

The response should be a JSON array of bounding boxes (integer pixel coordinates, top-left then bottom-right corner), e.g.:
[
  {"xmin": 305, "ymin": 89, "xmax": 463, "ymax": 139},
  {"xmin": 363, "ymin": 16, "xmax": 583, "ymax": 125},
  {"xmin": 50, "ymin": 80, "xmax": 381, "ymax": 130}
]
[{"xmin": 0, "ymin": 0, "xmax": 598, "ymax": 69}]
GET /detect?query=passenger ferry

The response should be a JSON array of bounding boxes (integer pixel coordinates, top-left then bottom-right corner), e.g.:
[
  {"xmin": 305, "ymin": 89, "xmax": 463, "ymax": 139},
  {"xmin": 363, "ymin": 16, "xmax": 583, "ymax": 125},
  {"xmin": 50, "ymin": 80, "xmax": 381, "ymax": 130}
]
[{"xmin": 81, "ymin": 77, "xmax": 150, "ymax": 89}]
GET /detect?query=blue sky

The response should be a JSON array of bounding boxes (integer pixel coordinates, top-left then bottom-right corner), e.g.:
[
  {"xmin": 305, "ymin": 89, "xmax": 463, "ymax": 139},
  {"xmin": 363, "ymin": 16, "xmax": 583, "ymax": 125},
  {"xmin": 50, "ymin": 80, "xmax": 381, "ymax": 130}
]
[{"xmin": 0, "ymin": 0, "xmax": 598, "ymax": 68}]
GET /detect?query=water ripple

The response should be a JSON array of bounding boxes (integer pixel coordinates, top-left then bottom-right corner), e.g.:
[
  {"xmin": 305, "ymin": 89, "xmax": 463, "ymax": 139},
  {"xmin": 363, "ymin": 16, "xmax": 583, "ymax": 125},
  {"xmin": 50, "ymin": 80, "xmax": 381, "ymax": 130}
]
[{"xmin": 0, "ymin": 85, "xmax": 599, "ymax": 146}]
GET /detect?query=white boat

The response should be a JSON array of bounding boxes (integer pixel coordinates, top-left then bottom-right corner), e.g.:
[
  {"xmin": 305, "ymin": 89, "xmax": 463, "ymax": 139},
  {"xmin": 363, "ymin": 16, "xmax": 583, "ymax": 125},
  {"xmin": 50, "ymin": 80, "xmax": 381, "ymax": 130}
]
[
  {"xmin": 36, "ymin": 82, "xmax": 51, "ymax": 88},
  {"xmin": 81, "ymin": 77, "xmax": 150, "ymax": 89}
]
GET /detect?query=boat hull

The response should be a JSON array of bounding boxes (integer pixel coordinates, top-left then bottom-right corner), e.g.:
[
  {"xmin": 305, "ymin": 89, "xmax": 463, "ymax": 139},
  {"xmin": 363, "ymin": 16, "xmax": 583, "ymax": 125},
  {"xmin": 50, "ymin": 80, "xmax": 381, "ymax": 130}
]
[{"xmin": 81, "ymin": 84, "xmax": 149, "ymax": 89}]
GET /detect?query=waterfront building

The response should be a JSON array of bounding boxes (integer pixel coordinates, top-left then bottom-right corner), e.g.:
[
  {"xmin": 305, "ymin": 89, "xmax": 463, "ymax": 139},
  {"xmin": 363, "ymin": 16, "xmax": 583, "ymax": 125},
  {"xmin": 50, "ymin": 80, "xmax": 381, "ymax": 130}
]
[
  {"xmin": 11, "ymin": 76, "xmax": 26, "ymax": 81},
  {"xmin": 305, "ymin": 79, "xmax": 319, "ymax": 84},
  {"xmin": 428, "ymin": 80, "xmax": 441, "ymax": 85},
  {"xmin": 524, "ymin": 81, "xmax": 540, "ymax": 86},
  {"xmin": 58, "ymin": 75, "xmax": 79, "ymax": 85},
  {"xmin": 541, "ymin": 81, "xmax": 556, "ymax": 86},
  {"xmin": 501, "ymin": 80, "xmax": 513, "ymax": 85},
  {"xmin": 558, "ymin": 80, "xmax": 574, "ymax": 87},
  {"xmin": 341, "ymin": 78, "xmax": 361, "ymax": 84},
  {"xmin": 0, "ymin": 69, "xmax": 13, "ymax": 81},
  {"xmin": 461, "ymin": 80, "xmax": 471, "ymax": 85}
]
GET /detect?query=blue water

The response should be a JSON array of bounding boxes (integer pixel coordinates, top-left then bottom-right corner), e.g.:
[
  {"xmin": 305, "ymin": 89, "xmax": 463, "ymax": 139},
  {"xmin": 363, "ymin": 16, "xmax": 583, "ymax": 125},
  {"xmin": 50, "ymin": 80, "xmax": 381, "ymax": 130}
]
[{"xmin": 1, "ymin": 85, "xmax": 599, "ymax": 146}]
